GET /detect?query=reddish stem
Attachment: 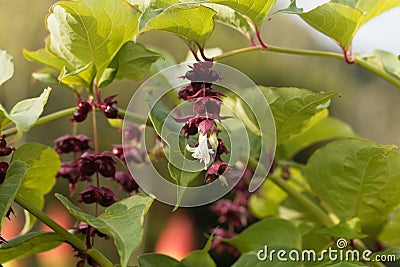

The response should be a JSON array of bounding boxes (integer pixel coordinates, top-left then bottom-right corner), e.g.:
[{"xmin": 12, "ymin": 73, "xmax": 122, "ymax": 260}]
[{"xmin": 341, "ymin": 45, "xmax": 355, "ymax": 64}]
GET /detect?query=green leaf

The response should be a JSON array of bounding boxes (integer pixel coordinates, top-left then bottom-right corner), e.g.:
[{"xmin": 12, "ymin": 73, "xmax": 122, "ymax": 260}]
[
  {"xmin": 0, "ymin": 50, "xmax": 14, "ymax": 86},
  {"xmin": 11, "ymin": 143, "xmax": 61, "ymax": 232},
  {"xmin": 363, "ymin": 50, "xmax": 400, "ymax": 81},
  {"xmin": 111, "ymin": 41, "xmax": 163, "ymax": 81},
  {"xmin": 260, "ymin": 87, "xmax": 336, "ymax": 144},
  {"xmin": 138, "ymin": 253, "xmax": 180, "ymax": 267},
  {"xmin": 56, "ymin": 193, "xmax": 154, "ymax": 267},
  {"xmin": 225, "ymin": 218, "xmax": 302, "ymax": 252},
  {"xmin": 179, "ymin": 250, "xmax": 216, "ymax": 267},
  {"xmin": 276, "ymin": 117, "xmax": 355, "ymax": 160},
  {"xmin": 24, "ymin": 48, "xmax": 91, "ymax": 86},
  {"xmin": 0, "ymin": 232, "xmax": 63, "ymax": 263},
  {"xmin": 306, "ymin": 138, "xmax": 400, "ymax": 236},
  {"xmin": 209, "ymin": 0, "xmax": 277, "ymax": 27},
  {"xmin": 248, "ymin": 179, "xmax": 287, "ymax": 218},
  {"xmin": 141, "ymin": 5, "xmax": 216, "ymax": 47},
  {"xmin": 205, "ymin": 4, "xmax": 254, "ymax": 41},
  {"xmin": 314, "ymin": 218, "xmax": 367, "ymax": 239},
  {"xmin": 46, "ymin": 0, "xmax": 139, "ymax": 81},
  {"xmin": 0, "ymin": 88, "xmax": 52, "ymax": 138},
  {"xmin": 0, "ymin": 161, "xmax": 28, "ymax": 230},
  {"xmin": 168, "ymin": 163, "xmax": 201, "ymax": 210},
  {"xmin": 232, "ymin": 250, "xmax": 301, "ymax": 267},
  {"xmin": 287, "ymin": 1, "xmax": 400, "ymax": 50},
  {"xmin": 379, "ymin": 210, "xmax": 400, "ymax": 246}
]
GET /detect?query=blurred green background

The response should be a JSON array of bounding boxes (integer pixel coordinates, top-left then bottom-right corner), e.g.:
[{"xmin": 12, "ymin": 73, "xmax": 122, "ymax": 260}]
[{"xmin": 1, "ymin": 1, "xmax": 400, "ymax": 266}]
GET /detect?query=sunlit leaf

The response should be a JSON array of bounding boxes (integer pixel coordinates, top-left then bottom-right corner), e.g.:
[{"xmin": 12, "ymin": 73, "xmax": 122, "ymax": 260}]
[
  {"xmin": 141, "ymin": 5, "xmax": 216, "ymax": 47},
  {"xmin": 209, "ymin": 0, "xmax": 277, "ymax": 27},
  {"xmin": 46, "ymin": 0, "xmax": 139, "ymax": 81},
  {"xmin": 281, "ymin": 0, "xmax": 400, "ymax": 50}
]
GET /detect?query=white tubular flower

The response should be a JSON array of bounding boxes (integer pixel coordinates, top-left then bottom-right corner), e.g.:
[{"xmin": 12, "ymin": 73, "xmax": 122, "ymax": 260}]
[{"xmin": 186, "ymin": 133, "xmax": 214, "ymax": 169}]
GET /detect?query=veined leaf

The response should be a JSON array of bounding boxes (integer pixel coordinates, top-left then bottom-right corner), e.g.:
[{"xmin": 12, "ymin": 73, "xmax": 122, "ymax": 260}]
[
  {"xmin": 0, "ymin": 161, "xmax": 28, "ymax": 230},
  {"xmin": 112, "ymin": 42, "xmax": 163, "ymax": 81},
  {"xmin": 0, "ymin": 88, "xmax": 52, "ymax": 138},
  {"xmin": 260, "ymin": 87, "xmax": 336, "ymax": 145},
  {"xmin": 0, "ymin": 232, "xmax": 63, "ymax": 263},
  {"xmin": 56, "ymin": 193, "xmax": 154, "ymax": 267},
  {"xmin": 46, "ymin": 0, "xmax": 139, "ymax": 81},
  {"xmin": 11, "ymin": 143, "xmax": 61, "ymax": 232},
  {"xmin": 141, "ymin": 5, "xmax": 216, "ymax": 47},
  {"xmin": 0, "ymin": 50, "xmax": 14, "ymax": 86},
  {"xmin": 306, "ymin": 138, "xmax": 400, "ymax": 236}
]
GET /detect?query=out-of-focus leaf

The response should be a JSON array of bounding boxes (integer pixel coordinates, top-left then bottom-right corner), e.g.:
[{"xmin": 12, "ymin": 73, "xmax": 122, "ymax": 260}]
[
  {"xmin": 138, "ymin": 253, "xmax": 180, "ymax": 267},
  {"xmin": 0, "ymin": 232, "xmax": 63, "ymax": 263},
  {"xmin": 11, "ymin": 143, "xmax": 60, "ymax": 232},
  {"xmin": 363, "ymin": 49, "xmax": 400, "ymax": 81},
  {"xmin": 276, "ymin": 117, "xmax": 355, "ymax": 160},
  {"xmin": 225, "ymin": 217, "xmax": 302, "ymax": 252},
  {"xmin": 0, "ymin": 161, "xmax": 28, "ymax": 230},
  {"xmin": 0, "ymin": 50, "xmax": 14, "ymax": 86}
]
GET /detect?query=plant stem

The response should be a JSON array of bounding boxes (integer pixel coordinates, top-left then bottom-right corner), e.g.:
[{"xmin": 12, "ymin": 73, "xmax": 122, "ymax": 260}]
[
  {"xmin": 213, "ymin": 45, "xmax": 400, "ymax": 88},
  {"xmin": 2, "ymin": 107, "xmax": 76, "ymax": 137},
  {"xmin": 268, "ymin": 175, "xmax": 386, "ymax": 267},
  {"xmin": 15, "ymin": 194, "xmax": 113, "ymax": 267},
  {"xmin": 268, "ymin": 175, "xmax": 335, "ymax": 227}
]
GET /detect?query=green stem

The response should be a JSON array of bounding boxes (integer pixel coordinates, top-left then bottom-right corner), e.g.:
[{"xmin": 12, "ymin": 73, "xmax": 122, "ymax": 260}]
[
  {"xmin": 118, "ymin": 108, "xmax": 151, "ymax": 126},
  {"xmin": 213, "ymin": 45, "xmax": 400, "ymax": 88},
  {"xmin": 2, "ymin": 107, "xmax": 76, "ymax": 137},
  {"xmin": 268, "ymin": 175, "xmax": 335, "ymax": 227},
  {"xmin": 15, "ymin": 195, "xmax": 113, "ymax": 267}
]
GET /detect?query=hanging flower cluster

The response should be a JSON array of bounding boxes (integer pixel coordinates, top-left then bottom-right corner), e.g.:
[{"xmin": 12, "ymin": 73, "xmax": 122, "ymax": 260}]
[
  {"xmin": 210, "ymin": 166, "xmax": 256, "ymax": 257},
  {"xmin": 0, "ymin": 135, "xmax": 15, "ymax": 243},
  {"xmin": 177, "ymin": 62, "xmax": 230, "ymax": 183}
]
